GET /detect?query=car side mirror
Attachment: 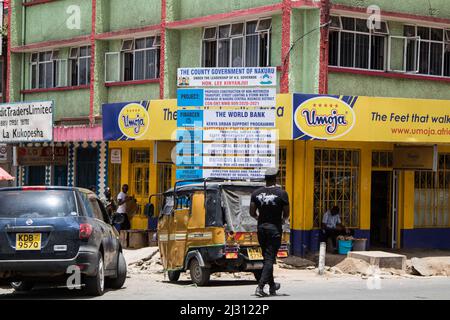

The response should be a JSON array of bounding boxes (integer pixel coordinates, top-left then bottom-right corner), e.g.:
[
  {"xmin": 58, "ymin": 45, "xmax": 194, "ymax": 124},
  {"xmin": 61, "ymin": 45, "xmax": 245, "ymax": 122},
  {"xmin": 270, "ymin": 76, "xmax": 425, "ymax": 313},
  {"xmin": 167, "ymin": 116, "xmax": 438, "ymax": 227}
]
[{"xmin": 112, "ymin": 213, "xmax": 125, "ymax": 225}]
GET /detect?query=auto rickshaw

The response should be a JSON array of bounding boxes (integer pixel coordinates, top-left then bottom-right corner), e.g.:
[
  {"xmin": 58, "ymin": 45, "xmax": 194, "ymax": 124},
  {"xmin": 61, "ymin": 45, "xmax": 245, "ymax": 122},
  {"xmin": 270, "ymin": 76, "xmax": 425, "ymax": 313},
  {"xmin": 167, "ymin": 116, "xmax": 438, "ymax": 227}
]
[{"xmin": 148, "ymin": 179, "xmax": 290, "ymax": 286}]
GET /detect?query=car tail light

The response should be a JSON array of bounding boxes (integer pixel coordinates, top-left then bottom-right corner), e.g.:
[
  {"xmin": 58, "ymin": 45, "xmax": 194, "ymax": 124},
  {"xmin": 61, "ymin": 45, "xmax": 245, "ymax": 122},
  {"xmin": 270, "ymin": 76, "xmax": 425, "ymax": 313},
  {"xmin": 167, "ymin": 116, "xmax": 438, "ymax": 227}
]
[
  {"xmin": 22, "ymin": 186, "xmax": 47, "ymax": 191},
  {"xmin": 225, "ymin": 245, "xmax": 239, "ymax": 259},
  {"xmin": 79, "ymin": 223, "xmax": 93, "ymax": 239},
  {"xmin": 277, "ymin": 245, "xmax": 289, "ymax": 258},
  {"xmin": 225, "ymin": 252, "xmax": 238, "ymax": 259}
]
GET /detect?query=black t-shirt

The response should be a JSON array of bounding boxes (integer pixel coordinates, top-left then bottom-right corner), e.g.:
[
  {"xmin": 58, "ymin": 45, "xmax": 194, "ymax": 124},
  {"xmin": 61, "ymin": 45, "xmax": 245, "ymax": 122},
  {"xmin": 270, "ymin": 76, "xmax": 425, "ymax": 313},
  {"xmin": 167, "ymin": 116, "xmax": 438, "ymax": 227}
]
[{"xmin": 251, "ymin": 186, "xmax": 289, "ymax": 231}]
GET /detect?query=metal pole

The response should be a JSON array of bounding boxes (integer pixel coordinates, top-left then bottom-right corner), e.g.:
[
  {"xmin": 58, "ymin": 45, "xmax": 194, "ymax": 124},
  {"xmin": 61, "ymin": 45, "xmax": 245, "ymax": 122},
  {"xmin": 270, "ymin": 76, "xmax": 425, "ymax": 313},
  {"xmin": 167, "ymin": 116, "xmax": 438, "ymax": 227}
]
[{"xmin": 318, "ymin": 242, "xmax": 326, "ymax": 275}]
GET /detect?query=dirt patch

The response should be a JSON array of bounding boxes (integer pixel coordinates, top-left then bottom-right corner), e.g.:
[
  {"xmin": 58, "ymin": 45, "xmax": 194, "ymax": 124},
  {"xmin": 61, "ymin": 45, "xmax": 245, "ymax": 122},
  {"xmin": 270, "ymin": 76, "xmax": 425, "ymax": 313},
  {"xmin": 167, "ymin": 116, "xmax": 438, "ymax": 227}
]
[
  {"xmin": 330, "ymin": 257, "xmax": 408, "ymax": 277},
  {"xmin": 128, "ymin": 249, "xmax": 164, "ymax": 274},
  {"xmin": 332, "ymin": 258, "xmax": 371, "ymax": 275},
  {"xmin": 411, "ymin": 257, "xmax": 450, "ymax": 276},
  {"xmin": 278, "ymin": 256, "xmax": 315, "ymax": 270}
]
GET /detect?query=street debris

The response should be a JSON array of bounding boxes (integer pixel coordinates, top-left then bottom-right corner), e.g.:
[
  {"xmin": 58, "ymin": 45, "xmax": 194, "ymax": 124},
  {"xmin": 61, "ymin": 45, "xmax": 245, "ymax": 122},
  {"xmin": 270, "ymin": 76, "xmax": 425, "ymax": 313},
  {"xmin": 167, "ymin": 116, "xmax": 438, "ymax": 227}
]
[
  {"xmin": 330, "ymin": 257, "xmax": 407, "ymax": 277},
  {"xmin": 332, "ymin": 258, "xmax": 371, "ymax": 275},
  {"xmin": 278, "ymin": 256, "xmax": 315, "ymax": 270},
  {"xmin": 410, "ymin": 257, "xmax": 450, "ymax": 276},
  {"xmin": 128, "ymin": 249, "xmax": 164, "ymax": 274}
]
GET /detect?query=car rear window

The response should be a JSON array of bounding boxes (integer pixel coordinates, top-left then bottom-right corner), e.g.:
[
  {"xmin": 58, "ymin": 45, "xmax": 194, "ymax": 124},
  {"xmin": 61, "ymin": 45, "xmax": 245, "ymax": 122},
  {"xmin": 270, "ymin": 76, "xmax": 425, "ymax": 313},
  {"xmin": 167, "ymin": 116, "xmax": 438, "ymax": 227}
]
[{"xmin": 0, "ymin": 190, "xmax": 78, "ymax": 218}]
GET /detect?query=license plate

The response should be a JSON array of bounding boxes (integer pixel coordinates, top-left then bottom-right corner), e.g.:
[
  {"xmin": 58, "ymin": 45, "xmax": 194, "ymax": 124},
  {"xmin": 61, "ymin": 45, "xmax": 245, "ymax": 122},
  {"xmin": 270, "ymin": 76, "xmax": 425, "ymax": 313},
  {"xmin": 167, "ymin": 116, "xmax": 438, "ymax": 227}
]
[
  {"xmin": 16, "ymin": 233, "xmax": 42, "ymax": 251},
  {"xmin": 247, "ymin": 247, "xmax": 263, "ymax": 261}
]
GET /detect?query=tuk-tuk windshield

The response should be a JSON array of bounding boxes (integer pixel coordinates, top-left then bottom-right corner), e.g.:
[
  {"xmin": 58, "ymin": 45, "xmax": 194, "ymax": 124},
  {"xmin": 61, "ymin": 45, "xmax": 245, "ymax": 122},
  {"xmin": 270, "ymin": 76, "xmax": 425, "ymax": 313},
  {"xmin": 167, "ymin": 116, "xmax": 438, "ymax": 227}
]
[
  {"xmin": 161, "ymin": 195, "xmax": 174, "ymax": 216},
  {"xmin": 221, "ymin": 186, "xmax": 257, "ymax": 232}
]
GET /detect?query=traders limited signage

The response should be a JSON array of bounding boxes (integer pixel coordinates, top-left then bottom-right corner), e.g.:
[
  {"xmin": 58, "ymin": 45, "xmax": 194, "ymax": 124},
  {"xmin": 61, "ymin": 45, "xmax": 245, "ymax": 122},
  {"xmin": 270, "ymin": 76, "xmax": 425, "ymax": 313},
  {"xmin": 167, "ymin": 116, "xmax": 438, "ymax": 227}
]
[{"xmin": 0, "ymin": 101, "xmax": 53, "ymax": 143}]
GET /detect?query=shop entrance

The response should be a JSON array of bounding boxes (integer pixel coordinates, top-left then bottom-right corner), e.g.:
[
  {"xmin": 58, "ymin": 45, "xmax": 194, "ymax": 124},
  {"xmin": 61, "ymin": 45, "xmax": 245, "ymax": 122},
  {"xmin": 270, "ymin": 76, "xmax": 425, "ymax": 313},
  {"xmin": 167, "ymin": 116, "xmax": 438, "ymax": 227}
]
[
  {"xmin": 370, "ymin": 171, "xmax": 393, "ymax": 248},
  {"xmin": 27, "ymin": 166, "xmax": 46, "ymax": 186},
  {"xmin": 130, "ymin": 149, "xmax": 150, "ymax": 216}
]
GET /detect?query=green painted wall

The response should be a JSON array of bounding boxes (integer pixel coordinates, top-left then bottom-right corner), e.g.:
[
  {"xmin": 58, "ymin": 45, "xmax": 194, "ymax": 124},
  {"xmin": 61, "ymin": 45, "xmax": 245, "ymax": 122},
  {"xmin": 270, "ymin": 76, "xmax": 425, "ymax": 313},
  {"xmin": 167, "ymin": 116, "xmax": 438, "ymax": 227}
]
[
  {"xmin": 332, "ymin": 0, "xmax": 450, "ymax": 19},
  {"xmin": 24, "ymin": 0, "xmax": 91, "ymax": 44},
  {"xmin": 179, "ymin": 29, "xmax": 202, "ymax": 68},
  {"xmin": 165, "ymin": 29, "xmax": 181, "ymax": 99},
  {"xmin": 174, "ymin": 0, "xmax": 280, "ymax": 21},
  {"xmin": 106, "ymin": 0, "xmax": 161, "ymax": 32},
  {"xmin": 329, "ymin": 73, "xmax": 450, "ymax": 100},
  {"xmin": 24, "ymin": 90, "xmax": 90, "ymax": 120},
  {"xmin": 291, "ymin": 9, "xmax": 320, "ymax": 94},
  {"xmin": 107, "ymin": 84, "xmax": 160, "ymax": 104}
]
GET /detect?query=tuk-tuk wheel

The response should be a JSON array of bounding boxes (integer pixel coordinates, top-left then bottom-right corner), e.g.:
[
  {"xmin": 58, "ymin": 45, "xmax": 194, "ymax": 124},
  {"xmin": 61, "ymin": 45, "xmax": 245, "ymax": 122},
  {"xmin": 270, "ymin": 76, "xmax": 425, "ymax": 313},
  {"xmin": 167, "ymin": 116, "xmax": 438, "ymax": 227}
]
[
  {"xmin": 189, "ymin": 258, "xmax": 210, "ymax": 286},
  {"xmin": 168, "ymin": 270, "xmax": 181, "ymax": 282},
  {"xmin": 253, "ymin": 270, "xmax": 262, "ymax": 282}
]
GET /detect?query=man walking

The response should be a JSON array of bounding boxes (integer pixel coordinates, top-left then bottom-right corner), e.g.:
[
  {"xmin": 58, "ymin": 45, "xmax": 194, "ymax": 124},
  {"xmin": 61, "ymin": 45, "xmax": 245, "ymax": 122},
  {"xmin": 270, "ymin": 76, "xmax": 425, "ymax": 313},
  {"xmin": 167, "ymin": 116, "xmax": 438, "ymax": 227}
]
[{"xmin": 250, "ymin": 169, "xmax": 290, "ymax": 297}]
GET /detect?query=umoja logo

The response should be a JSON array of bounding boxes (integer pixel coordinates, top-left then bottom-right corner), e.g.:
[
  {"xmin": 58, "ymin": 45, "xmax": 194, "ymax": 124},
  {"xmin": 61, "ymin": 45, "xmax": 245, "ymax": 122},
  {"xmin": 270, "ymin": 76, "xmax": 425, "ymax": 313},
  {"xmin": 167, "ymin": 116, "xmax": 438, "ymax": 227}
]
[
  {"xmin": 301, "ymin": 109, "xmax": 348, "ymax": 135},
  {"xmin": 294, "ymin": 97, "xmax": 356, "ymax": 140}
]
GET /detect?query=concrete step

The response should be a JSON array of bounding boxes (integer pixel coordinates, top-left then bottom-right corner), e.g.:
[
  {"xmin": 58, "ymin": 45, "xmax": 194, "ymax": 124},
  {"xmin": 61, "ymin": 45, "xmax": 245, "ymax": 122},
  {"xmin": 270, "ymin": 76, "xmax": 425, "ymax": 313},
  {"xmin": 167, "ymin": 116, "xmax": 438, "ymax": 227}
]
[{"xmin": 348, "ymin": 251, "xmax": 407, "ymax": 270}]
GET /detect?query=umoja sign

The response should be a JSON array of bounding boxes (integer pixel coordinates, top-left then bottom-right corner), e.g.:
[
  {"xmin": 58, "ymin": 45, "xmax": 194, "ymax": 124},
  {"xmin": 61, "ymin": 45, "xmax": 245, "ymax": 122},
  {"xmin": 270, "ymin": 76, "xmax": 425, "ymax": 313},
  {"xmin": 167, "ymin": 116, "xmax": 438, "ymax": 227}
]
[{"xmin": 0, "ymin": 101, "xmax": 54, "ymax": 143}]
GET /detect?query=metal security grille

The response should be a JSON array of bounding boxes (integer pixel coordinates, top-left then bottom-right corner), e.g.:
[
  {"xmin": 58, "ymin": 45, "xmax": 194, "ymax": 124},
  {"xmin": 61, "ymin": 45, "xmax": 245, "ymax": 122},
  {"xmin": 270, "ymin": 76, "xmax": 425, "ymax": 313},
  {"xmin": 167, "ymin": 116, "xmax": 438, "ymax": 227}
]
[
  {"xmin": 157, "ymin": 164, "xmax": 173, "ymax": 213},
  {"xmin": 414, "ymin": 154, "xmax": 450, "ymax": 227},
  {"xmin": 314, "ymin": 148, "xmax": 360, "ymax": 228},
  {"xmin": 130, "ymin": 149, "xmax": 150, "ymax": 216},
  {"xmin": 372, "ymin": 151, "xmax": 393, "ymax": 169},
  {"xmin": 109, "ymin": 163, "xmax": 121, "ymax": 199},
  {"xmin": 131, "ymin": 149, "xmax": 150, "ymax": 163},
  {"xmin": 277, "ymin": 148, "xmax": 287, "ymax": 189}
]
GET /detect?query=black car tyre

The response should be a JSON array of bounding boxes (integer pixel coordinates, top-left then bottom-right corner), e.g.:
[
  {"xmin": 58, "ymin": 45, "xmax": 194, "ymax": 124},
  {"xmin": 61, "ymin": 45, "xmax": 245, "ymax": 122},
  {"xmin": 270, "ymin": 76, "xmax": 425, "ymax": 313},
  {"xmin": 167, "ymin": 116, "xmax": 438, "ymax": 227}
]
[
  {"xmin": 168, "ymin": 270, "xmax": 181, "ymax": 282},
  {"xmin": 107, "ymin": 252, "xmax": 127, "ymax": 289},
  {"xmin": 189, "ymin": 258, "xmax": 210, "ymax": 286},
  {"xmin": 11, "ymin": 281, "xmax": 34, "ymax": 292},
  {"xmin": 84, "ymin": 253, "xmax": 105, "ymax": 296},
  {"xmin": 253, "ymin": 270, "xmax": 263, "ymax": 282}
]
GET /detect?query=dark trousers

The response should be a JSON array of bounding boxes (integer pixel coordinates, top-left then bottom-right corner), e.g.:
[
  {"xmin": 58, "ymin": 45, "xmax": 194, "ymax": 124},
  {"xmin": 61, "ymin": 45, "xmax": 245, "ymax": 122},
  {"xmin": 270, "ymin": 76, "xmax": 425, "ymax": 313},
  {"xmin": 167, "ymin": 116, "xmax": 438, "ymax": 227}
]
[
  {"xmin": 115, "ymin": 213, "xmax": 131, "ymax": 232},
  {"xmin": 257, "ymin": 223, "xmax": 281, "ymax": 288}
]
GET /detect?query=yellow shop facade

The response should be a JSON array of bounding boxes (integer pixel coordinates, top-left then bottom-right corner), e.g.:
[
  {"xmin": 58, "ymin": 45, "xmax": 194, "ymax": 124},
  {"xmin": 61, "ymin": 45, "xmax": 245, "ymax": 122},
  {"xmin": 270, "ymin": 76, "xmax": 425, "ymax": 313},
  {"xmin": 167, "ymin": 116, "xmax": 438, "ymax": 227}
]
[{"xmin": 103, "ymin": 94, "xmax": 450, "ymax": 256}]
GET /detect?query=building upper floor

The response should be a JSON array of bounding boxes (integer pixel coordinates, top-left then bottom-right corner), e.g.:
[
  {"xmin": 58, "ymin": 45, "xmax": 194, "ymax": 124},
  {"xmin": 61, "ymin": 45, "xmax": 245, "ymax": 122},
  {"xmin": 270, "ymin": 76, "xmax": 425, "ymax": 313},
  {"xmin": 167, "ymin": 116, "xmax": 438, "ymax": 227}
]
[{"xmin": 6, "ymin": 0, "xmax": 450, "ymax": 122}]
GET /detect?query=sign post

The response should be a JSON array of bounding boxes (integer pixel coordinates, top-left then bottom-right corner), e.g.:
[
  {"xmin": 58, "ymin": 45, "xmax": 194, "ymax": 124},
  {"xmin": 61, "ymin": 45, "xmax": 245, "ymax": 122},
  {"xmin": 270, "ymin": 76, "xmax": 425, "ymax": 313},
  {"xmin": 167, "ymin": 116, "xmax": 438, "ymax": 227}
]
[{"xmin": 176, "ymin": 67, "xmax": 278, "ymax": 181}]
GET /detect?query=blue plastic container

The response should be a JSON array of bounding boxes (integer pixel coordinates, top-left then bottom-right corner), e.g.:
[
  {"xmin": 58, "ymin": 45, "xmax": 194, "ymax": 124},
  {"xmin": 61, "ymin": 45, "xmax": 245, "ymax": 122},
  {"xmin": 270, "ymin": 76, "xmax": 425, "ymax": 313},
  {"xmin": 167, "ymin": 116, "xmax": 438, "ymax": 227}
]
[{"xmin": 338, "ymin": 240, "xmax": 353, "ymax": 255}]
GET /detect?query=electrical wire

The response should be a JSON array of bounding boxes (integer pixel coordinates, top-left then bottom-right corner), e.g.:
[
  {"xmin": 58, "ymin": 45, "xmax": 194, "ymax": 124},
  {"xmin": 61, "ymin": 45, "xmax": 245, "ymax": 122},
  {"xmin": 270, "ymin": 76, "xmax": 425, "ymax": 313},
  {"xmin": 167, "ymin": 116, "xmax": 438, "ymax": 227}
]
[{"xmin": 282, "ymin": 20, "xmax": 332, "ymax": 73}]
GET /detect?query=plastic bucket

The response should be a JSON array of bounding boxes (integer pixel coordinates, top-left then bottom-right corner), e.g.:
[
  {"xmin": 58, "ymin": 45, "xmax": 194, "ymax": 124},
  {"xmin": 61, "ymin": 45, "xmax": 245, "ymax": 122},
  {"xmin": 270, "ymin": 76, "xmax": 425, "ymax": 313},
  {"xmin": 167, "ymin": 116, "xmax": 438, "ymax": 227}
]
[
  {"xmin": 352, "ymin": 239, "xmax": 367, "ymax": 251},
  {"xmin": 338, "ymin": 240, "xmax": 353, "ymax": 255}
]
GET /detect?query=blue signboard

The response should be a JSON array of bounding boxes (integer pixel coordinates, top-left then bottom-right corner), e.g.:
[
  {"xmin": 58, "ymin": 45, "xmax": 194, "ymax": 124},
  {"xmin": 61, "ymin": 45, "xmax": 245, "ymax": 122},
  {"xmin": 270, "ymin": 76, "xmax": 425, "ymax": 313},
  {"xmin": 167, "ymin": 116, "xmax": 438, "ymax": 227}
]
[
  {"xmin": 177, "ymin": 89, "xmax": 204, "ymax": 107},
  {"xmin": 176, "ymin": 169, "xmax": 204, "ymax": 180},
  {"xmin": 102, "ymin": 101, "xmax": 148, "ymax": 141},
  {"xmin": 176, "ymin": 129, "xmax": 203, "ymax": 142},
  {"xmin": 177, "ymin": 109, "xmax": 204, "ymax": 127},
  {"xmin": 176, "ymin": 142, "xmax": 203, "ymax": 155},
  {"xmin": 176, "ymin": 156, "xmax": 203, "ymax": 166}
]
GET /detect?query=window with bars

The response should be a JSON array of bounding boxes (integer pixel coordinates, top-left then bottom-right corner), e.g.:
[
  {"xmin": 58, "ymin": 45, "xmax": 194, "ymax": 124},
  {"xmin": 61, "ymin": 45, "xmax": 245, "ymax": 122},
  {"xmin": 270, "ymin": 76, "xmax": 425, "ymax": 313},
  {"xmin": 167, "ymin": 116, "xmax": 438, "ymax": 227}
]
[
  {"xmin": 329, "ymin": 16, "xmax": 389, "ymax": 71},
  {"xmin": 403, "ymin": 26, "xmax": 450, "ymax": 77},
  {"xmin": 414, "ymin": 154, "xmax": 450, "ymax": 227},
  {"xmin": 313, "ymin": 148, "xmax": 360, "ymax": 228},
  {"xmin": 202, "ymin": 18, "xmax": 271, "ymax": 68},
  {"xmin": 156, "ymin": 164, "xmax": 173, "ymax": 214},
  {"xmin": 69, "ymin": 46, "xmax": 91, "ymax": 86},
  {"xmin": 131, "ymin": 149, "xmax": 151, "ymax": 163},
  {"xmin": 276, "ymin": 148, "xmax": 287, "ymax": 189},
  {"xmin": 105, "ymin": 36, "xmax": 161, "ymax": 82},
  {"xmin": 109, "ymin": 150, "xmax": 122, "ymax": 201},
  {"xmin": 372, "ymin": 151, "xmax": 393, "ymax": 169},
  {"xmin": 30, "ymin": 51, "xmax": 62, "ymax": 89}
]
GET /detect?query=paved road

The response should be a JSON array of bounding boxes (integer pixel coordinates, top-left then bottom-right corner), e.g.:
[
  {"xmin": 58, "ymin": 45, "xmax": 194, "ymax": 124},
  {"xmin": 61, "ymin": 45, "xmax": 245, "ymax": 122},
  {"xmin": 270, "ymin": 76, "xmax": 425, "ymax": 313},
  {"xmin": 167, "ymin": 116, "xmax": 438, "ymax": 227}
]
[{"xmin": 1, "ymin": 271, "xmax": 450, "ymax": 300}]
